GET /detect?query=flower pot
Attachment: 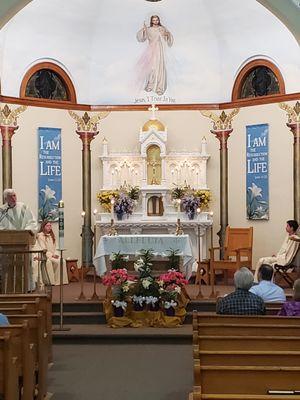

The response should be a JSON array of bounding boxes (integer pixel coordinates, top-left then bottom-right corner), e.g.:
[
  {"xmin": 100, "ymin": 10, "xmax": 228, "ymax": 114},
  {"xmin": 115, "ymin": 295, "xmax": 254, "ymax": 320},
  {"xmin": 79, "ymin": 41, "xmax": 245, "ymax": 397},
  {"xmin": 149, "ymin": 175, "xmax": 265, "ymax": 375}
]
[
  {"xmin": 148, "ymin": 302, "xmax": 160, "ymax": 312},
  {"xmin": 165, "ymin": 307, "xmax": 176, "ymax": 317},
  {"xmin": 133, "ymin": 302, "xmax": 145, "ymax": 311},
  {"xmin": 113, "ymin": 306, "xmax": 125, "ymax": 317}
]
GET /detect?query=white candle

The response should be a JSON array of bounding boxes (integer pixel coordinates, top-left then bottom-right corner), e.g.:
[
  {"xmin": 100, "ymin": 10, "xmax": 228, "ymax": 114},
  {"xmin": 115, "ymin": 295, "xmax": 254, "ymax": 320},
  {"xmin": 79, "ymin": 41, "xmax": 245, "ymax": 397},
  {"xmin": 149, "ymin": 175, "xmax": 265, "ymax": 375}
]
[
  {"xmin": 210, "ymin": 211, "xmax": 214, "ymax": 250},
  {"xmin": 110, "ymin": 198, "xmax": 115, "ymax": 220},
  {"xmin": 58, "ymin": 200, "xmax": 64, "ymax": 250},
  {"xmin": 177, "ymin": 199, "xmax": 181, "ymax": 220},
  {"xmin": 93, "ymin": 208, "xmax": 98, "ymax": 225}
]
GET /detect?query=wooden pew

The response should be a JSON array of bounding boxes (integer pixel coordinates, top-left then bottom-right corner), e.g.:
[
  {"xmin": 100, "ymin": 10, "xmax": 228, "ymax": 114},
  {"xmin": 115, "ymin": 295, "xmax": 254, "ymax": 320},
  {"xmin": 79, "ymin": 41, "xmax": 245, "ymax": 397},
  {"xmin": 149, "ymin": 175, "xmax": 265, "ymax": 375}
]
[
  {"xmin": 0, "ymin": 333, "xmax": 19, "ymax": 400},
  {"xmin": 0, "ymin": 294, "xmax": 52, "ymax": 362},
  {"xmin": 8, "ymin": 313, "xmax": 48, "ymax": 400},
  {"xmin": 0, "ymin": 323, "xmax": 35, "ymax": 400},
  {"xmin": 191, "ymin": 312, "xmax": 300, "ymax": 400}
]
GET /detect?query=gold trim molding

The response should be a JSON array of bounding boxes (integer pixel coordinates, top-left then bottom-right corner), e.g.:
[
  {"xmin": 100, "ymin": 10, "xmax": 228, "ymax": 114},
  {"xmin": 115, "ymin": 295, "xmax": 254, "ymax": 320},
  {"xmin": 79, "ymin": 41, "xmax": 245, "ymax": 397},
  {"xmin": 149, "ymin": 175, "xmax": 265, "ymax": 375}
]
[
  {"xmin": 0, "ymin": 104, "xmax": 27, "ymax": 127},
  {"xmin": 279, "ymin": 101, "xmax": 300, "ymax": 124},
  {"xmin": 68, "ymin": 110, "xmax": 110, "ymax": 132},
  {"xmin": 200, "ymin": 109, "xmax": 240, "ymax": 131}
]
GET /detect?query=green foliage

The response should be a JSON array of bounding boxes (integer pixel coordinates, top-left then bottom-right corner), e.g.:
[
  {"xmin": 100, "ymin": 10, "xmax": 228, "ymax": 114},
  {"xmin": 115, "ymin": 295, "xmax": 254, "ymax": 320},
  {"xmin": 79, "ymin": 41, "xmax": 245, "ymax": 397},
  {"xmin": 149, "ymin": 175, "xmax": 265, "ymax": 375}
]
[{"xmin": 166, "ymin": 248, "xmax": 180, "ymax": 270}]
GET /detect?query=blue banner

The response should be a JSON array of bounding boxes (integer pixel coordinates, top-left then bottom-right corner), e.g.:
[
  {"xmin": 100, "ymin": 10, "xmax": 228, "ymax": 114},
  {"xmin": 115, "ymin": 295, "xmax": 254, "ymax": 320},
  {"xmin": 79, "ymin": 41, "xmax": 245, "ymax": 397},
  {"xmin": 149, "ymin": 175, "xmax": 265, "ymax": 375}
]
[
  {"xmin": 38, "ymin": 127, "xmax": 62, "ymax": 221},
  {"xmin": 246, "ymin": 124, "xmax": 269, "ymax": 220}
]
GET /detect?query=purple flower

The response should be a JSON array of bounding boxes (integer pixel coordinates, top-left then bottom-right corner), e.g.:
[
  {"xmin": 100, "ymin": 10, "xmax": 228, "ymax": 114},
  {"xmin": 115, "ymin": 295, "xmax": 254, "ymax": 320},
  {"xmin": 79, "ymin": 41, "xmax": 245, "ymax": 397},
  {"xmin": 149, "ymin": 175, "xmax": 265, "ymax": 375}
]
[{"xmin": 114, "ymin": 193, "xmax": 134, "ymax": 216}]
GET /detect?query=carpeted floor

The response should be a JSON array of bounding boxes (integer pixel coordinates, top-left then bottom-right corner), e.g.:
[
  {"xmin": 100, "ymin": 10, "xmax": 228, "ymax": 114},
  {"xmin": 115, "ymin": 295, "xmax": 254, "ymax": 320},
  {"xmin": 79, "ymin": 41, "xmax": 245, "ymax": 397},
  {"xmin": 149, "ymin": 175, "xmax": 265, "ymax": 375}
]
[{"xmin": 48, "ymin": 343, "xmax": 193, "ymax": 400}]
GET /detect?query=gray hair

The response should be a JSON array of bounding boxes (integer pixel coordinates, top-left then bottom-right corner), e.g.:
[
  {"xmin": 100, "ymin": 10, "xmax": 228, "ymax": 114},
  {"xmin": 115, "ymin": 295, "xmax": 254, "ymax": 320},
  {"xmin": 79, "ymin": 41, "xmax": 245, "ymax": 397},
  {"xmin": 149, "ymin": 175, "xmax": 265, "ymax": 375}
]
[
  {"xmin": 3, "ymin": 188, "xmax": 16, "ymax": 202},
  {"xmin": 234, "ymin": 267, "xmax": 254, "ymax": 290}
]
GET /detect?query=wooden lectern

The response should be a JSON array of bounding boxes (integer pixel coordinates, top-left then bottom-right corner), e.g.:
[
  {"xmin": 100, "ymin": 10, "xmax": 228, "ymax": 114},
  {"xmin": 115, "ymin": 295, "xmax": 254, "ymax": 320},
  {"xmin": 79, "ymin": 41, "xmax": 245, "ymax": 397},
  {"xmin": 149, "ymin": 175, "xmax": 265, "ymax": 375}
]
[{"xmin": 0, "ymin": 230, "xmax": 35, "ymax": 293}]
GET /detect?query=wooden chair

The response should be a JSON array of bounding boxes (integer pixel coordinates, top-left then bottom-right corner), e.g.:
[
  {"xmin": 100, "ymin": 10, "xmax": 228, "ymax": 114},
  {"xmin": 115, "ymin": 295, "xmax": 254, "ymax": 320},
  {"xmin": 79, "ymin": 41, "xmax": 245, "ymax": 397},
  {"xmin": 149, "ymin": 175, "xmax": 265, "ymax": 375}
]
[
  {"xmin": 209, "ymin": 226, "xmax": 253, "ymax": 296},
  {"xmin": 274, "ymin": 246, "xmax": 300, "ymax": 288}
]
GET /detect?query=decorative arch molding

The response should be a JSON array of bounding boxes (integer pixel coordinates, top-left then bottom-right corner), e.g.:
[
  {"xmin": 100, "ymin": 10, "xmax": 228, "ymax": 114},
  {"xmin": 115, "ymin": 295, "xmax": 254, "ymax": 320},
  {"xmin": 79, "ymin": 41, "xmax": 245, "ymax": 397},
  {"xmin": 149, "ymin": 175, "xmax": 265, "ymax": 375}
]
[
  {"xmin": 20, "ymin": 61, "xmax": 77, "ymax": 103},
  {"xmin": 232, "ymin": 58, "xmax": 285, "ymax": 101}
]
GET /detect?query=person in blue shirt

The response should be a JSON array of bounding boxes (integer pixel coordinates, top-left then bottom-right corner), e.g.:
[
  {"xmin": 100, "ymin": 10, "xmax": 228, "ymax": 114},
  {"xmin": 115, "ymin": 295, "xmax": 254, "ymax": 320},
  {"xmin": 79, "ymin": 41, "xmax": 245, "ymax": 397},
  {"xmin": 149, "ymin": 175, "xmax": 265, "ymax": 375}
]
[
  {"xmin": 0, "ymin": 313, "xmax": 9, "ymax": 326},
  {"xmin": 250, "ymin": 264, "xmax": 286, "ymax": 303}
]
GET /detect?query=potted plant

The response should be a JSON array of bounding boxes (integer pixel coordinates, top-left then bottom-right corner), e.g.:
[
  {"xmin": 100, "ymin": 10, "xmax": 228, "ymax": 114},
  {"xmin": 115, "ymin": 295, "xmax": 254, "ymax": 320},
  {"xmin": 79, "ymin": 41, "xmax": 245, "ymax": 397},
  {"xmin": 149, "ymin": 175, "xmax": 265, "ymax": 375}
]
[{"xmin": 102, "ymin": 268, "xmax": 132, "ymax": 317}]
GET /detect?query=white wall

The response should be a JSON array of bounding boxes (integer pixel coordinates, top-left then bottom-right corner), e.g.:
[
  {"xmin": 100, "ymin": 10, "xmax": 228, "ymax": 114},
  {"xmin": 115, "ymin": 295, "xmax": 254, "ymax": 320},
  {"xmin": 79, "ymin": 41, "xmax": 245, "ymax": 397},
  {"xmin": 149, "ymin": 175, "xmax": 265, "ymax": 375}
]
[
  {"xmin": 0, "ymin": 100, "xmax": 295, "ymax": 267},
  {"xmin": 0, "ymin": 0, "xmax": 299, "ymax": 104}
]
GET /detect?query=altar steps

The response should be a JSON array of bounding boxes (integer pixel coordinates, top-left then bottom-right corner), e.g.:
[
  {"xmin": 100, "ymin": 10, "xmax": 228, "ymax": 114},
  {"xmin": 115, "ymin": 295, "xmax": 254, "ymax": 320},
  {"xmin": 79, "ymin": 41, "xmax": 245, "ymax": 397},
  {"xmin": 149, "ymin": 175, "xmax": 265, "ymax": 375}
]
[{"xmin": 52, "ymin": 298, "xmax": 283, "ymax": 328}]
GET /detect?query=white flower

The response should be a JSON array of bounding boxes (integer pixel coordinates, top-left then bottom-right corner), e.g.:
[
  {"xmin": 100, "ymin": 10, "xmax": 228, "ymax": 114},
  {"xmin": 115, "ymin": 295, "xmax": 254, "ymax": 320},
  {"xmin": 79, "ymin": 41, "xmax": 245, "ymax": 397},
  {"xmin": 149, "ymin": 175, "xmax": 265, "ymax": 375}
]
[
  {"xmin": 123, "ymin": 255, "xmax": 129, "ymax": 261},
  {"xmin": 158, "ymin": 280, "xmax": 164, "ymax": 287},
  {"xmin": 248, "ymin": 183, "xmax": 262, "ymax": 199},
  {"xmin": 122, "ymin": 282, "xmax": 130, "ymax": 292},
  {"xmin": 152, "ymin": 252, "xmax": 159, "ymax": 257},
  {"xmin": 142, "ymin": 279, "xmax": 151, "ymax": 289},
  {"xmin": 134, "ymin": 258, "xmax": 144, "ymax": 271},
  {"xmin": 41, "ymin": 185, "xmax": 56, "ymax": 201},
  {"xmin": 109, "ymin": 253, "xmax": 116, "ymax": 261},
  {"xmin": 174, "ymin": 286, "xmax": 181, "ymax": 294}
]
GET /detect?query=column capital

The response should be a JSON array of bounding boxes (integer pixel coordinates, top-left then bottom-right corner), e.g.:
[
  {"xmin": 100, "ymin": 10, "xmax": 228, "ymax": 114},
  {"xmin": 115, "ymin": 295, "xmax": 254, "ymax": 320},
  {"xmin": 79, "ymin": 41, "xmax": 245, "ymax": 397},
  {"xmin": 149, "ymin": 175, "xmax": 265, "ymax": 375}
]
[
  {"xmin": 76, "ymin": 130, "xmax": 99, "ymax": 149},
  {"xmin": 0, "ymin": 104, "xmax": 27, "ymax": 128},
  {"xmin": 68, "ymin": 110, "xmax": 109, "ymax": 132},
  {"xmin": 279, "ymin": 101, "xmax": 300, "ymax": 124},
  {"xmin": 0, "ymin": 125, "xmax": 19, "ymax": 144},
  {"xmin": 210, "ymin": 128, "xmax": 233, "ymax": 149}
]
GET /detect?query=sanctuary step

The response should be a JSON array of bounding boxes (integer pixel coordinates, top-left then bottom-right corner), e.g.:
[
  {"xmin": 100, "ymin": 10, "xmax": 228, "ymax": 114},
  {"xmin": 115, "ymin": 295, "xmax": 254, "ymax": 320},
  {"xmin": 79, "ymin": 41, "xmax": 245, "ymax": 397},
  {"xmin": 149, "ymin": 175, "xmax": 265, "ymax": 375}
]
[{"xmin": 51, "ymin": 299, "xmax": 283, "ymax": 327}]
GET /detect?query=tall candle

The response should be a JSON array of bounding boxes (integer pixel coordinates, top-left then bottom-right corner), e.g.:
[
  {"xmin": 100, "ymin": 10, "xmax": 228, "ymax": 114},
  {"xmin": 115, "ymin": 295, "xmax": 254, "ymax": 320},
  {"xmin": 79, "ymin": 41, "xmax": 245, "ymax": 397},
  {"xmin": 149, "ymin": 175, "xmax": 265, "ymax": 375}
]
[
  {"xmin": 110, "ymin": 198, "xmax": 115, "ymax": 220},
  {"xmin": 210, "ymin": 212, "xmax": 214, "ymax": 251},
  {"xmin": 58, "ymin": 200, "xmax": 64, "ymax": 250}
]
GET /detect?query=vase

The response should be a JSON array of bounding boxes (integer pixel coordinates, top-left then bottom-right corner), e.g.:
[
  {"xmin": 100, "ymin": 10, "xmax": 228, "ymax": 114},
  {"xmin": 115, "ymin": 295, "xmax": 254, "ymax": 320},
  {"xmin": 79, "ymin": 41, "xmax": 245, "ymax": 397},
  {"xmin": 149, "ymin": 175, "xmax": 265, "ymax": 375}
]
[
  {"xmin": 116, "ymin": 213, "xmax": 123, "ymax": 221},
  {"xmin": 188, "ymin": 212, "xmax": 195, "ymax": 220},
  {"xmin": 113, "ymin": 306, "xmax": 125, "ymax": 317},
  {"xmin": 165, "ymin": 307, "xmax": 176, "ymax": 317}
]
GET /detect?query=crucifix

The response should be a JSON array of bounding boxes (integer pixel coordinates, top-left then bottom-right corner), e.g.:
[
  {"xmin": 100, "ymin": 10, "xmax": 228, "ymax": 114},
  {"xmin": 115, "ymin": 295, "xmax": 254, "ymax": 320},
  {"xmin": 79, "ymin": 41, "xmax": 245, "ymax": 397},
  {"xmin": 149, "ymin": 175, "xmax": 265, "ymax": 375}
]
[{"xmin": 148, "ymin": 104, "xmax": 159, "ymax": 119}]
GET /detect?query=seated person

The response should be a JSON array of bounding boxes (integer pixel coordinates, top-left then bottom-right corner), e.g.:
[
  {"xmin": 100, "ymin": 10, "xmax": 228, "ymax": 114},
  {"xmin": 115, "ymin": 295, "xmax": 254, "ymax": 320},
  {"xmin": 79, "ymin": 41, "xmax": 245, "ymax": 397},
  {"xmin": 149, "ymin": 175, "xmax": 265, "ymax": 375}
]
[
  {"xmin": 33, "ymin": 220, "xmax": 68, "ymax": 286},
  {"xmin": 0, "ymin": 313, "xmax": 9, "ymax": 326},
  {"xmin": 254, "ymin": 220, "xmax": 299, "ymax": 281},
  {"xmin": 250, "ymin": 264, "xmax": 286, "ymax": 303},
  {"xmin": 216, "ymin": 267, "xmax": 265, "ymax": 315},
  {"xmin": 278, "ymin": 278, "xmax": 300, "ymax": 316}
]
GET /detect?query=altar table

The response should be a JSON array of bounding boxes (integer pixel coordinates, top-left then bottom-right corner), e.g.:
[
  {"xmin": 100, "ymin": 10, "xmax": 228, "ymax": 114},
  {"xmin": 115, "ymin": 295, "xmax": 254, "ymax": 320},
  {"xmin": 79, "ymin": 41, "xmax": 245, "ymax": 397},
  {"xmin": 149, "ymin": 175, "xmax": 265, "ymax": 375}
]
[{"xmin": 93, "ymin": 234, "xmax": 194, "ymax": 278}]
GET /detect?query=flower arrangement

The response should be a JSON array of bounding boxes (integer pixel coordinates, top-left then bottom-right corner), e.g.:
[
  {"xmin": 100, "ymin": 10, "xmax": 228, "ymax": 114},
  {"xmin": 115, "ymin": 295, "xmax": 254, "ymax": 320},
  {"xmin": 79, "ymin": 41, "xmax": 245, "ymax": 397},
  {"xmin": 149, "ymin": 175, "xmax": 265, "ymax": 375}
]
[
  {"xmin": 133, "ymin": 249, "xmax": 160, "ymax": 310},
  {"xmin": 102, "ymin": 268, "xmax": 133, "ymax": 312},
  {"xmin": 109, "ymin": 252, "xmax": 129, "ymax": 270},
  {"xmin": 97, "ymin": 190, "xmax": 119, "ymax": 212},
  {"xmin": 97, "ymin": 185, "xmax": 140, "ymax": 217},
  {"xmin": 158, "ymin": 270, "xmax": 188, "ymax": 314},
  {"xmin": 171, "ymin": 185, "xmax": 212, "ymax": 219}
]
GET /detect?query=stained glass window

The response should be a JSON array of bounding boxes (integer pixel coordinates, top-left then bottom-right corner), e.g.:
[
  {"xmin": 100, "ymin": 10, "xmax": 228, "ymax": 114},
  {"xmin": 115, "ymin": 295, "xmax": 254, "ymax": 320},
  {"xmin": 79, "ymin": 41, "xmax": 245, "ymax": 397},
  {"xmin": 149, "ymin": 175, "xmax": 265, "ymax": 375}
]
[
  {"xmin": 25, "ymin": 69, "xmax": 69, "ymax": 100},
  {"xmin": 240, "ymin": 66, "xmax": 280, "ymax": 99}
]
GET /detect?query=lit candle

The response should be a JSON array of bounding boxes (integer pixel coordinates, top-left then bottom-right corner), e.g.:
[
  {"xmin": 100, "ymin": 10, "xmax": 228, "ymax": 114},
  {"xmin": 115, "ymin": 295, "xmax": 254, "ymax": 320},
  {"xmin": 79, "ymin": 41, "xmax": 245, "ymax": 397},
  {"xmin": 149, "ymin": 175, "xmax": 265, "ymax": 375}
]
[
  {"xmin": 110, "ymin": 198, "xmax": 115, "ymax": 220},
  {"xmin": 197, "ymin": 207, "xmax": 201, "ymax": 220},
  {"xmin": 93, "ymin": 208, "xmax": 98, "ymax": 225},
  {"xmin": 58, "ymin": 200, "xmax": 64, "ymax": 250}
]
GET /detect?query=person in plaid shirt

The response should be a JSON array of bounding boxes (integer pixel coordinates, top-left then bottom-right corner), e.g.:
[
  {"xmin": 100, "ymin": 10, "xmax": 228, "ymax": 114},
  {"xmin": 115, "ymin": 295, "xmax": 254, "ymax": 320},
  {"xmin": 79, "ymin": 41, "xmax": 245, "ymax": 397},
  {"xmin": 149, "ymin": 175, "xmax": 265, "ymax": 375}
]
[{"xmin": 217, "ymin": 267, "xmax": 265, "ymax": 315}]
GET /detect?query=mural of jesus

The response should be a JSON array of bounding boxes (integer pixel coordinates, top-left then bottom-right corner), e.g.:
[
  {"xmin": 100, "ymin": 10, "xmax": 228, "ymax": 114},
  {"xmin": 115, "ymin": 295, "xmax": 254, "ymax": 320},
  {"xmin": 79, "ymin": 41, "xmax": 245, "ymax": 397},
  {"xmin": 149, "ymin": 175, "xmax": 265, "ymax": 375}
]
[{"xmin": 136, "ymin": 15, "xmax": 173, "ymax": 96}]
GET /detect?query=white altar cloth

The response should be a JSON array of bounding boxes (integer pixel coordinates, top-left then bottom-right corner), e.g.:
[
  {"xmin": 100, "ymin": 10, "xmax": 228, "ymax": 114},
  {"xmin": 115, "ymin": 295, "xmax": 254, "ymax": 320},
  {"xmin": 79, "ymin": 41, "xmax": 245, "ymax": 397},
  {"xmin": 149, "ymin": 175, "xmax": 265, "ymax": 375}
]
[{"xmin": 93, "ymin": 234, "xmax": 194, "ymax": 278}]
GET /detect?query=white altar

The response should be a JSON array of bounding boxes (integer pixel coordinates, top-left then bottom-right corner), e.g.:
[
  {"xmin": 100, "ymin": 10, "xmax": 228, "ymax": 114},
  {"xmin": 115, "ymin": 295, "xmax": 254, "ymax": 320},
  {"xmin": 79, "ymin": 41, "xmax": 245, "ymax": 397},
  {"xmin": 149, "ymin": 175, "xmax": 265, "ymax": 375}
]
[
  {"xmin": 94, "ymin": 234, "xmax": 194, "ymax": 278},
  {"xmin": 95, "ymin": 105, "xmax": 212, "ymax": 267}
]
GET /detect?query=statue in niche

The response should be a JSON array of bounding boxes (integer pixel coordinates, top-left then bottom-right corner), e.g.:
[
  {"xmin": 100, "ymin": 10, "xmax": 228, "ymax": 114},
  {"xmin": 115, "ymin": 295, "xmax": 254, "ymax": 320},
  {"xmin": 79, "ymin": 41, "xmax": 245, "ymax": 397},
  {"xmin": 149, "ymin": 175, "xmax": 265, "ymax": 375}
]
[
  {"xmin": 147, "ymin": 145, "xmax": 162, "ymax": 185},
  {"xmin": 147, "ymin": 196, "xmax": 164, "ymax": 216}
]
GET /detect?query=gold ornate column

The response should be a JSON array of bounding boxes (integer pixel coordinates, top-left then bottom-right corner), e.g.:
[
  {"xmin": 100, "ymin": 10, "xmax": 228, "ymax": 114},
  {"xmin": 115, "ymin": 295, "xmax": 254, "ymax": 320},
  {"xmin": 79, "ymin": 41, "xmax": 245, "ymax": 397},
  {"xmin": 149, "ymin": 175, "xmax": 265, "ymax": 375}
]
[
  {"xmin": 69, "ymin": 111, "xmax": 109, "ymax": 267},
  {"xmin": 279, "ymin": 101, "xmax": 300, "ymax": 221},
  {"xmin": 201, "ymin": 109, "xmax": 239, "ymax": 257},
  {"xmin": 0, "ymin": 104, "xmax": 27, "ymax": 191}
]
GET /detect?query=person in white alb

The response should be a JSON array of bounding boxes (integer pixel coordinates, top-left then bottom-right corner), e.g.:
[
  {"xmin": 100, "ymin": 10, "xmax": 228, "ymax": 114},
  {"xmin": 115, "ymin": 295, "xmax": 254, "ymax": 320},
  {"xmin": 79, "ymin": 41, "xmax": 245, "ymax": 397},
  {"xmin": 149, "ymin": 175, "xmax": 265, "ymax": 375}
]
[
  {"xmin": 254, "ymin": 220, "xmax": 299, "ymax": 282},
  {"xmin": 0, "ymin": 188, "xmax": 38, "ymax": 232}
]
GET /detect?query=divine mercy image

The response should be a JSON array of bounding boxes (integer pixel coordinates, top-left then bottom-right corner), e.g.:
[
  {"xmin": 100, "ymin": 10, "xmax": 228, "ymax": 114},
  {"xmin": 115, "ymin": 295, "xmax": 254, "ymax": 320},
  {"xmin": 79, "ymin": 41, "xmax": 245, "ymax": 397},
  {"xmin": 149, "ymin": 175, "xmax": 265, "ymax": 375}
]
[{"xmin": 136, "ymin": 15, "xmax": 173, "ymax": 96}]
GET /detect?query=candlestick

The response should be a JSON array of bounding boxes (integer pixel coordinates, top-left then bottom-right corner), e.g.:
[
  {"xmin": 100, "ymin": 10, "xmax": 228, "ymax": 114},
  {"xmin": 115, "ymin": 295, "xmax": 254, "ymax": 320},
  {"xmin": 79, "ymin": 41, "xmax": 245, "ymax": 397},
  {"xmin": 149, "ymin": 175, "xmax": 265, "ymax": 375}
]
[
  {"xmin": 58, "ymin": 200, "xmax": 64, "ymax": 250},
  {"xmin": 177, "ymin": 198, "xmax": 181, "ymax": 220},
  {"xmin": 210, "ymin": 211, "xmax": 214, "ymax": 251}
]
